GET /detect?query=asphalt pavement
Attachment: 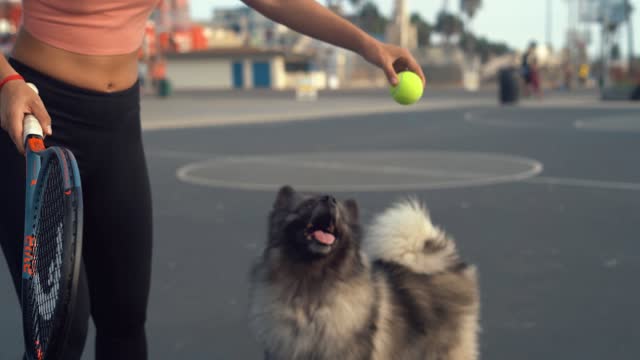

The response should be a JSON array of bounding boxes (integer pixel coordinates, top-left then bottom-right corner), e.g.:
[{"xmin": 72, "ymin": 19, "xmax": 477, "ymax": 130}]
[{"xmin": 1, "ymin": 88, "xmax": 639, "ymax": 359}]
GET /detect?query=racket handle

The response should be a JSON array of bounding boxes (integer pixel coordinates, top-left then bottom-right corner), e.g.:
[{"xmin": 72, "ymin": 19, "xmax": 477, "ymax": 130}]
[
  {"xmin": 22, "ymin": 83, "xmax": 44, "ymax": 145},
  {"xmin": 23, "ymin": 115, "xmax": 43, "ymax": 144},
  {"xmin": 26, "ymin": 82, "xmax": 38, "ymax": 95}
]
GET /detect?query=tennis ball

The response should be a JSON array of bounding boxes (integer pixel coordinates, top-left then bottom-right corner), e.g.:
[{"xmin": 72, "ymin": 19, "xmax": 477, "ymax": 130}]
[{"xmin": 390, "ymin": 71, "xmax": 424, "ymax": 105}]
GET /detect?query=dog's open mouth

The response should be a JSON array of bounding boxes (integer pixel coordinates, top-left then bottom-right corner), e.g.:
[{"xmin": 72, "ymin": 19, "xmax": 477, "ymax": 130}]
[
  {"xmin": 305, "ymin": 223, "xmax": 336, "ymax": 245},
  {"xmin": 304, "ymin": 211, "xmax": 337, "ymax": 247}
]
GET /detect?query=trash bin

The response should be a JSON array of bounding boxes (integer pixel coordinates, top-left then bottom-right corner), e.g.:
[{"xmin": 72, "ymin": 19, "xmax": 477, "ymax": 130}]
[
  {"xmin": 157, "ymin": 78, "xmax": 172, "ymax": 98},
  {"xmin": 632, "ymin": 84, "xmax": 640, "ymax": 101},
  {"xmin": 498, "ymin": 67, "xmax": 519, "ymax": 105}
]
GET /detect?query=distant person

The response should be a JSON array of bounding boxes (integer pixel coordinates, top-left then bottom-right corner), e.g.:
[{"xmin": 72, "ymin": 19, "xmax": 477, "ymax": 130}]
[
  {"xmin": 563, "ymin": 61, "xmax": 573, "ymax": 91},
  {"xmin": 635, "ymin": 71, "xmax": 640, "ymax": 100},
  {"xmin": 150, "ymin": 56, "xmax": 167, "ymax": 95},
  {"xmin": 138, "ymin": 59, "xmax": 149, "ymax": 94},
  {"xmin": 521, "ymin": 41, "xmax": 542, "ymax": 99},
  {"xmin": 0, "ymin": 0, "xmax": 425, "ymax": 359},
  {"xmin": 579, "ymin": 63, "xmax": 590, "ymax": 87}
]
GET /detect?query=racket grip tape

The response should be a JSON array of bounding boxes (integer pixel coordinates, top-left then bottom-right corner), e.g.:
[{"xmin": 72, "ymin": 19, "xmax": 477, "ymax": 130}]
[{"xmin": 22, "ymin": 83, "xmax": 44, "ymax": 145}]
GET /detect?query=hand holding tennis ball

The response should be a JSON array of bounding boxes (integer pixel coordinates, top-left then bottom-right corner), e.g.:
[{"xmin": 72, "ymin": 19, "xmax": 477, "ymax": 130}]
[
  {"xmin": 390, "ymin": 71, "xmax": 424, "ymax": 105},
  {"xmin": 357, "ymin": 41, "xmax": 425, "ymax": 104}
]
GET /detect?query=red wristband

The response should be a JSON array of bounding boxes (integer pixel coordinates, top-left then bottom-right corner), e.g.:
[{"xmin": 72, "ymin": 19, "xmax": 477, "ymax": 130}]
[{"xmin": 0, "ymin": 74, "xmax": 24, "ymax": 91}]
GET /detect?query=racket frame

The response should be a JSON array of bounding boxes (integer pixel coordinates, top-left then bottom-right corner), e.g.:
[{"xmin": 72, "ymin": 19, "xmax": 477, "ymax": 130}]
[{"xmin": 21, "ymin": 117, "xmax": 83, "ymax": 360}]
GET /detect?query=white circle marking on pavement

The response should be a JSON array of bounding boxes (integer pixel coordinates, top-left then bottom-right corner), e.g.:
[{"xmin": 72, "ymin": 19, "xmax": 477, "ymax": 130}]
[{"xmin": 176, "ymin": 151, "xmax": 543, "ymax": 192}]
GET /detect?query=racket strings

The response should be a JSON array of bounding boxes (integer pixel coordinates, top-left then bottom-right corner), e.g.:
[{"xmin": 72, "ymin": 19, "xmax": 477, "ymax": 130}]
[{"xmin": 26, "ymin": 157, "xmax": 67, "ymax": 355}]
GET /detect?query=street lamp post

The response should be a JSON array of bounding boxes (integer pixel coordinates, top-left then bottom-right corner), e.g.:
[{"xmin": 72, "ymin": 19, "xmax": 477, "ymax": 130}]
[
  {"xmin": 547, "ymin": 0, "xmax": 553, "ymax": 47},
  {"xmin": 625, "ymin": 0, "xmax": 635, "ymax": 72}
]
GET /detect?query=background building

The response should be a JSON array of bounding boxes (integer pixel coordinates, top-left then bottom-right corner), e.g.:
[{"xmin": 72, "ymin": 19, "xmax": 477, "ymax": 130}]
[
  {"xmin": 164, "ymin": 47, "xmax": 316, "ymax": 90},
  {"xmin": 212, "ymin": 6, "xmax": 293, "ymax": 48},
  {"xmin": 0, "ymin": 0, "xmax": 20, "ymax": 54}
]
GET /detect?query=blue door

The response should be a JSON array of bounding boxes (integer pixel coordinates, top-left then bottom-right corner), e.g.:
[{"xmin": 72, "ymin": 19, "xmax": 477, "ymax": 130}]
[
  {"xmin": 232, "ymin": 61, "xmax": 244, "ymax": 89},
  {"xmin": 252, "ymin": 61, "xmax": 271, "ymax": 88}
]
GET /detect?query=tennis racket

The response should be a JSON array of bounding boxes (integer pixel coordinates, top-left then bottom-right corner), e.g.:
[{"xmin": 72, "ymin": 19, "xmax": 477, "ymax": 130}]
[{"xmin": 21, "ymin": 83, "xmax": 84, "ymax": 360}]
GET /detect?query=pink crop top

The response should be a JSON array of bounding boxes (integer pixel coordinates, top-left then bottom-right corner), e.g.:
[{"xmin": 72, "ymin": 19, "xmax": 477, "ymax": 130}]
[{"xmin": 22, "ymin": 0, "xmax": 160, "ymax": 55}]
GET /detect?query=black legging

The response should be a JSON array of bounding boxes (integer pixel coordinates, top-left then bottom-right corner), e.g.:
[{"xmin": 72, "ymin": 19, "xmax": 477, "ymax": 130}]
[{"xmin": 0, "ymin": 59, "xmax": 152, "ymax": 360}]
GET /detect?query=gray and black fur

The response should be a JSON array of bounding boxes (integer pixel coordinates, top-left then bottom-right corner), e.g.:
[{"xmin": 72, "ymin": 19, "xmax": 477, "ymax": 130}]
[{"xmin": 249, "ymin": 186, "xmax": 480, "ymax": 360}]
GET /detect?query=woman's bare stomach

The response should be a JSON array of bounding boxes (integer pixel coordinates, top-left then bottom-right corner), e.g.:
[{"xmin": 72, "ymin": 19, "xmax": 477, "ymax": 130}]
[{"xmin": 11, "ymin": 30, "xmax": 139, "ymax": 93}]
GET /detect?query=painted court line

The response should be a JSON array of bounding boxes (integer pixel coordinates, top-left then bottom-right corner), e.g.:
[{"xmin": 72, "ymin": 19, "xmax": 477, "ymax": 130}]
[
  {"xmin": 526, "ymin": 177, "xmax": 640, "ymax": 191},
  {"xmin": 150, "ymin": 149, "xmax": 640, "ymax": 192}
]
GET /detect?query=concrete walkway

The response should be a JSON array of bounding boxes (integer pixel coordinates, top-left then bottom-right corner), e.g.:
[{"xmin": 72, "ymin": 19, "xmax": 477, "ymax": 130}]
[{"xmin": 141, "ymin": 88, "xmax": 638, "ymax": 131}]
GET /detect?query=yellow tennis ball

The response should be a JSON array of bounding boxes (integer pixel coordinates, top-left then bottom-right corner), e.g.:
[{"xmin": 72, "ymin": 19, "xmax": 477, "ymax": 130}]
[{"xmin": 390, "ymin": 71, "xmax": 424, "ymax": 105}]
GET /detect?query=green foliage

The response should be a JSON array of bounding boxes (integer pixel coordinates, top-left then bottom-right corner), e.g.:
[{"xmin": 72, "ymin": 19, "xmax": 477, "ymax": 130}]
[
  {"xmin": 348, "ymin": 1, "xmax": 510, "ymax": 60},
  {"xmin": 356, "ymin": 2, "xmax": 388, "ymax": 35},
  {"xmin": 471, "ymin": 34, "xmax": 511, "ymax": 62},
  {"xmin": 435, "ymin": 11, "xmax": 464, "ymax": 40},
  {"xmin": 410, "ymin": 13, "xmax": 433, "ymax": 47}
]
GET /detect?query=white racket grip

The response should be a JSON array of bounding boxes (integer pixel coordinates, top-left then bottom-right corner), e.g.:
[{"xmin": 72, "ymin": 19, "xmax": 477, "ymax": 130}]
[
  {"xmin": 22, "ymin": 83, "xmax": 43, "ymax": 144},
  {"xmin": 23, "ymin": 114, "xmax": 43, "ymax": 144},
  {"xmin": 26, "ymin": 82, "xmax": 38, "ymax": 94}
]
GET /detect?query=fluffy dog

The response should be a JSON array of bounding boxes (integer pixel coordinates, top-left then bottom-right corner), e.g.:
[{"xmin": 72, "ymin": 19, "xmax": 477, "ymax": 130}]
[{"xmin": 249, "ymin": 186, "xmax": 480, "ymax": 360}]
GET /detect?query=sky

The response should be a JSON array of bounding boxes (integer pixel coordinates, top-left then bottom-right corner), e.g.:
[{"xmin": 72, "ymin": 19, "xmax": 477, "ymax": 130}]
[{"xmin": 189, "ymin": 0, "xmax": 640, "ymax": 55}]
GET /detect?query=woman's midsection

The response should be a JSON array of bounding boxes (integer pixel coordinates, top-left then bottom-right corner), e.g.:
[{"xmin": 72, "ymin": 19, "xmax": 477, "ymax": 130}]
[{"xmin": 11, "ymin": 30, "xmax": 139, "ymax": 93}]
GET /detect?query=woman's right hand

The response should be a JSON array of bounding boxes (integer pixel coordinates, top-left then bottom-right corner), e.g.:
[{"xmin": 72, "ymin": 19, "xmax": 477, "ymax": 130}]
[{"xmin": 0, "ymin": 79, "xmax": 52, "ymax": 154}]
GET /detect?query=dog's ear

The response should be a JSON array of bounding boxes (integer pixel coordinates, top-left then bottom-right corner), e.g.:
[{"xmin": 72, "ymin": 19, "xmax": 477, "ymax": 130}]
[
  {"xmin": 274, "ymin": 185, "xmax": 296, "ymax": 210},
  {"xmin": 343, "ymin": 199, "xmax": 359, "ymax": 222}
]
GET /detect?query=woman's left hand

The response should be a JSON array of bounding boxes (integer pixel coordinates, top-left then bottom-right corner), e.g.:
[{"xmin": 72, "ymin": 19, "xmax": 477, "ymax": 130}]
[{"xmin": 359, "ymin": 40, "xmax": 426, "ymax": 88}]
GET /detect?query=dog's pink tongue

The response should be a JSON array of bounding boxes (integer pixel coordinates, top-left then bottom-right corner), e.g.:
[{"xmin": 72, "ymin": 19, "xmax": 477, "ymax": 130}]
[{"xmin": 313, "ymin": 230, "xmax": 335, "ymax": 245}]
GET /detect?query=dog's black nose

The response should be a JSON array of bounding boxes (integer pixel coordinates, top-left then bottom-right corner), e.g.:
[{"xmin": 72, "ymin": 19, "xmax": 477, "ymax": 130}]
[{"xmin": 321, "ymin": 195, "xmax": 337, "ymax": 205}]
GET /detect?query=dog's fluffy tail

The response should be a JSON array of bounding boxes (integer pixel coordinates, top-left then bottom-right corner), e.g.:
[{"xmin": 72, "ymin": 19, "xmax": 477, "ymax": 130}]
[{"xmin": 364, "ymin": 199, "xmax": 460, "ymax": 274}]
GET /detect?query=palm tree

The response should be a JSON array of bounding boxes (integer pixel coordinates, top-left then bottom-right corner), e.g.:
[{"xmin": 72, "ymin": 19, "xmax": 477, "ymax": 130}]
[
  {"xmin": 358, "ymin": 2, "xmax": 388, "ymax": 35},
  {"xmin": 435, "ymin": 11, "xmax": 464, "ymax": 44},
  {"xmin": 411, "ymin": 13, "xmax": 433, "ymax": 47},
  {"xmin": 460, "ymin": 0, "xmax": 482, "ymax": 20},
  {"xmin": 459, "ymin": 0, "xmax": 482, "ymax": 53},
  {"xmin": 624, "ymin": 0, "xmax": 634, "ymax": 71}
]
